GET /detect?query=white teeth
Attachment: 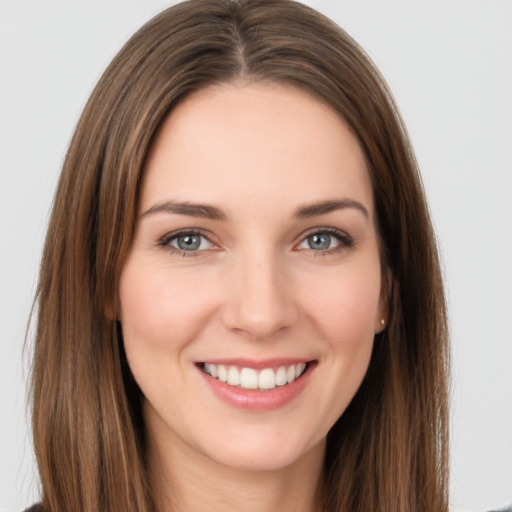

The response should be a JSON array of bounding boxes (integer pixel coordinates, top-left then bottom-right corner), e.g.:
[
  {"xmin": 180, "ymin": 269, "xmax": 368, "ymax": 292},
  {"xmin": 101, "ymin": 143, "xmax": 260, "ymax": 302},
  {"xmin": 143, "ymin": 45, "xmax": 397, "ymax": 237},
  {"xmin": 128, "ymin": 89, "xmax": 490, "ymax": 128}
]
[
  {"xmin": 227, "ymin": 367, "xmax": 240, "ymax": 386},
  {"xmin": 275, "ymin": 366, "xmax": 287, "ymax": 386},
  {"xmin": 202, "ymin": 362, "xmax": 308, "ymax": 390},
  {"xmin": 218, "ymin": 365, "xmax": 228, "ymax": 383},
  {"xmin": 286, "ymin": 365, "xmax": 296, "ymax": 384},
  {"xmin": 258, "ymin": 368, "xmax": 276, "ymax": 390},
  {"xmin": 240, "ymin": 368, "xmax": 258, "ymax": 389}
]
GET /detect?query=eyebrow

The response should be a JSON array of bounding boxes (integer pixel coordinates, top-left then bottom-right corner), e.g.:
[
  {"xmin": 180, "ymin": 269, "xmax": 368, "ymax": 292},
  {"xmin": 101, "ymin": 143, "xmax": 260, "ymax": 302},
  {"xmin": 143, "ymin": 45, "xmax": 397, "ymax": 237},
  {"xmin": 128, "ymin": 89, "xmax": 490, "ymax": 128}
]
[
  {"xmin": 141, "ymin": 198, "xmax": 369, "ymax": 221},
  {"xmin": 141, "ymin": 200, "xmax": 227, "ymax": 220},
  {"xmin": 293, "ymin": 199, "xmax": 369, "ymax": 220}
]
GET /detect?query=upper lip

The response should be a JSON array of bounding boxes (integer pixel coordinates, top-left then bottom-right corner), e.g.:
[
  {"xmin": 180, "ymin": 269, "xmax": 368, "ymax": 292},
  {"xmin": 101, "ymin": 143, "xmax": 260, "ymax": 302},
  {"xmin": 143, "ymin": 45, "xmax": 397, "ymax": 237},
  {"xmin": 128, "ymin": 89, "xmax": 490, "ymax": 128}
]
[{"xmin": 197, "ymin": 358, "xmax": 315, "ymax": 370}]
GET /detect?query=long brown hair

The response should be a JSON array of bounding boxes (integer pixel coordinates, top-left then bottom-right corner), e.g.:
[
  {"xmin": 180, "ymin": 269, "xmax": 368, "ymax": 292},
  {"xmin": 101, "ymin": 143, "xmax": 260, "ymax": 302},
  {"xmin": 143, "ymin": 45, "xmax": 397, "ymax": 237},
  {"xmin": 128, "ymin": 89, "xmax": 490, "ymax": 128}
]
[{"xmin": 31, "ymin": 1, "xmax": 449, "ymax": 511}]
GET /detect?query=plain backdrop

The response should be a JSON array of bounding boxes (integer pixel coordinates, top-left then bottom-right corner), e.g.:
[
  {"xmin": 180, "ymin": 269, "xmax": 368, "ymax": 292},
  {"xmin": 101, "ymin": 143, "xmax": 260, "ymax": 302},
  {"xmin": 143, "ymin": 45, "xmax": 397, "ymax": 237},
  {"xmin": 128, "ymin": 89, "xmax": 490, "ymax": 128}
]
[{"xmin": 1, "ymin": 1, "xmax": 511, "ymax": 511}]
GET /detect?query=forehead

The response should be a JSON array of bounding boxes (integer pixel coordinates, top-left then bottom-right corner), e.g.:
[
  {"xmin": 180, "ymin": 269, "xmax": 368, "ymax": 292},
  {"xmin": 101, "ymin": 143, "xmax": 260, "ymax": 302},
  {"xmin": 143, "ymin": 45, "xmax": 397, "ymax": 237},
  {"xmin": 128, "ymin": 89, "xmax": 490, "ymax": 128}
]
[{"xmin": 141, "ymin": 82, "xmax": 374, "ymax": 219}]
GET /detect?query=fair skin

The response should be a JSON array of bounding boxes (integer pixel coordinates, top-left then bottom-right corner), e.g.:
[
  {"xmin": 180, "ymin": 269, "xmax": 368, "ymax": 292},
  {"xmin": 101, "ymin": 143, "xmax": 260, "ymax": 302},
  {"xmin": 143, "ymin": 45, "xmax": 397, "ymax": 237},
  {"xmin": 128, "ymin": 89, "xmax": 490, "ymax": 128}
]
[{"xmin": 119, "ymin": 83, "xmax": 387, "ymax": 512}]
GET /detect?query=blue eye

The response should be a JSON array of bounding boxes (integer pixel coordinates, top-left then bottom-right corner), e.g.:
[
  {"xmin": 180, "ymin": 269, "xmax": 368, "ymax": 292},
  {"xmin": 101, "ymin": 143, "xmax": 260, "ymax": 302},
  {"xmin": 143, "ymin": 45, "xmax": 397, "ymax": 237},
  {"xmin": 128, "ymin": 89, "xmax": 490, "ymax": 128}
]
[
  {"xmin": 307, "ymin": 233, "xmax": 333, "ymax": 250},
  {"xmin": 160, "ymin": 231, "xmax": 213, "ymax": 253},
  {"xmin": 297, "ymin": 229, "xmax": 353, "ymax": 252}
]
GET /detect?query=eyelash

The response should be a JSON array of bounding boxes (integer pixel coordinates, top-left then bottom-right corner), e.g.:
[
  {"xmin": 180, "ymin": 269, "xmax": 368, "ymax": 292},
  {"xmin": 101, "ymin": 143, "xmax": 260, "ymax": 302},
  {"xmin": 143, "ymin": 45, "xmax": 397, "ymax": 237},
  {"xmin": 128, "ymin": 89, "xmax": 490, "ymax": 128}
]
[
  {"xmin": 157, "ymin": 229, "xmax": 215, "ymax": 257},
  {"xmin": 157, "ymin": 227, "xmax": 354, "ymax": 257},
  {"xmin": 297, "ymin": 227, "xmax": 354, "ymax": 256}
]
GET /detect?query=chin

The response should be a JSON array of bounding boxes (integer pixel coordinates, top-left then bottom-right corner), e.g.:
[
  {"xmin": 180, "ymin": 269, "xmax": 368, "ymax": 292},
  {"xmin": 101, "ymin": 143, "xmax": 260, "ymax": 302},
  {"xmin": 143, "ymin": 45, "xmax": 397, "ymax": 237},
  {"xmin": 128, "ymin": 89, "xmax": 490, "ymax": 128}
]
[{"xmin": 194, "ymin": 424, "xmax": 326, "ymax": 473}]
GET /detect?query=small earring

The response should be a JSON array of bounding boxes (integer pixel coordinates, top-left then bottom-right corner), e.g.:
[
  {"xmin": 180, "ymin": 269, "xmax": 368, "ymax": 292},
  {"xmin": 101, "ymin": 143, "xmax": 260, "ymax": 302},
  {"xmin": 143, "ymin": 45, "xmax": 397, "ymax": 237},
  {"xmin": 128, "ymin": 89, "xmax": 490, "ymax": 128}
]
[{"xmin": 380, "ymin": 319, "xmax": 385, "ymax": 326}]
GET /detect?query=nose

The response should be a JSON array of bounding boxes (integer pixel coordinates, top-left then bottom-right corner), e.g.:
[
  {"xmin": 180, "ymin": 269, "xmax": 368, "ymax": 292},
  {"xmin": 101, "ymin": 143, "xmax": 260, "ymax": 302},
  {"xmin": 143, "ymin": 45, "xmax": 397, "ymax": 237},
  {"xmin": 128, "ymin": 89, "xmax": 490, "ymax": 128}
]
[{"xmin": 221, "ymin": 250, "xmax": 299, "ymax": 340}]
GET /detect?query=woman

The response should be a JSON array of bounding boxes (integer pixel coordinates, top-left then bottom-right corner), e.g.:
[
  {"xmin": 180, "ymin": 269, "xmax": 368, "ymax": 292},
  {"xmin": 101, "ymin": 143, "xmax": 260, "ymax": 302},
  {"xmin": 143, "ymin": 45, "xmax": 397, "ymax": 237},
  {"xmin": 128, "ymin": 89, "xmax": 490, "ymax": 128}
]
[{"xmin": 29, "ymin": 0, "xmax": 449, "ymax": 511}]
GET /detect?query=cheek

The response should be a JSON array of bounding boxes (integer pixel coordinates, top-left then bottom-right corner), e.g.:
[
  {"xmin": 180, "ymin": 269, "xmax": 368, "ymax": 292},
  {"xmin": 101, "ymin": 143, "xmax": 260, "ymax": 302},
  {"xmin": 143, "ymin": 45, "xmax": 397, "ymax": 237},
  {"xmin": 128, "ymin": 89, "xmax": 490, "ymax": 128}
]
[
  {"xmin": 118, "ymin": 260, "xmax": 219, "ymax": 358},
  {"xmin": 118, "ymin": 259, "xmax": 223, "ymax": 410},
  {"xmin": 301, "ymin": 263, "xmax": 382, "ymax": 345},
  {"xmin": 298, "ymin": 264, "xmax": 381, "ymax": 427}
]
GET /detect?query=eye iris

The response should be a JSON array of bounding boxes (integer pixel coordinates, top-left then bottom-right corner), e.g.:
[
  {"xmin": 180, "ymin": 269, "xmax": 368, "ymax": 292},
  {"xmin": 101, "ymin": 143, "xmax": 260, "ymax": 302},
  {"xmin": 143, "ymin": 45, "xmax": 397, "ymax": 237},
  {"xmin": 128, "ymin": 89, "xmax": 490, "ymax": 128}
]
[
  {"xmin": 308, "ymin": 233, "xmax": 331, "ymax": 250},
  {"xmin": 177, "ymin": 234, "xmax": 201, "ymax": 250}
]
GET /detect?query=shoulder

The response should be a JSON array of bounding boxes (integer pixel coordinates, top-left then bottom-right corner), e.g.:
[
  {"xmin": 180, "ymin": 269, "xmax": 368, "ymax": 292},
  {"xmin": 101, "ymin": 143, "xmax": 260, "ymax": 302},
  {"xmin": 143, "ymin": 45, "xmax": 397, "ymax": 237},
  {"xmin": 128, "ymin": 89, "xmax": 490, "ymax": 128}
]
[{"xmin": 23, "ymin": 505, "xmax": 44, "ymax": 512}]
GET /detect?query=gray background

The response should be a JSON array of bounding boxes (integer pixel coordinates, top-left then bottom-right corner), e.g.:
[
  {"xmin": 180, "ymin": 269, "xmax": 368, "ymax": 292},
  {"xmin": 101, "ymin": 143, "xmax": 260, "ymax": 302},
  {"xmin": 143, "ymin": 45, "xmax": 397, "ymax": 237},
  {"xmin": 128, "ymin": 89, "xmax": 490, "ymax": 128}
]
[{"xmin": 1, "ymin": 1, "xmax": 511, "ymax": 511}]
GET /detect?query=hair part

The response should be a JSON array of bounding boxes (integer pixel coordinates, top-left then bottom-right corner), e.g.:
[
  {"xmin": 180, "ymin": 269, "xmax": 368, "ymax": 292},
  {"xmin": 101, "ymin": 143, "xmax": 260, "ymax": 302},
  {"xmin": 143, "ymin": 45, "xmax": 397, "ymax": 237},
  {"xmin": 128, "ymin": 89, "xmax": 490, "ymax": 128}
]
[{"xmin": 31, "ymin": 1, "xmax": 449, "ymax": 511}]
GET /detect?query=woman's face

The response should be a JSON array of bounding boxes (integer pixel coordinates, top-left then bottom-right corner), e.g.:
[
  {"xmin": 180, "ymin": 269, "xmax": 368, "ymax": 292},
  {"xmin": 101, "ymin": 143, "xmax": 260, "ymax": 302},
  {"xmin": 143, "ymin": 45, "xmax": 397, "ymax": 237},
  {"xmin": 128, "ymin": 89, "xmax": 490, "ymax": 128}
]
[{"xmin": 119, "ymin": 83, "xmax": 386, "ymax": 472}]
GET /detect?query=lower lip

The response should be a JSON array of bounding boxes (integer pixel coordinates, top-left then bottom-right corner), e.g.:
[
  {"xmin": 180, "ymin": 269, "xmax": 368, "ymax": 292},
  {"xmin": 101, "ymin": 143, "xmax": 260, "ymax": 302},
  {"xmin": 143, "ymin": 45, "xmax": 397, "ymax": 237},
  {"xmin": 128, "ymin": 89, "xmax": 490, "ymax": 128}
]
[{"xmin": 198, "ymin": 363, "xmax": 316, "ymax": 411}]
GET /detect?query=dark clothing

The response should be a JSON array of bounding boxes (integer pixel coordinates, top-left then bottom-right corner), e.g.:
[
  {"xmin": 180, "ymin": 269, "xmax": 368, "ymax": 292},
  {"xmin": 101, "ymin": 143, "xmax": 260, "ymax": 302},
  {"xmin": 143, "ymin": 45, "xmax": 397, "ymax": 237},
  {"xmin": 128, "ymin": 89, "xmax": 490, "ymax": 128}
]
[{"xmin": 24, "ymin": 504, "xmax": 512, "ymax": 511}]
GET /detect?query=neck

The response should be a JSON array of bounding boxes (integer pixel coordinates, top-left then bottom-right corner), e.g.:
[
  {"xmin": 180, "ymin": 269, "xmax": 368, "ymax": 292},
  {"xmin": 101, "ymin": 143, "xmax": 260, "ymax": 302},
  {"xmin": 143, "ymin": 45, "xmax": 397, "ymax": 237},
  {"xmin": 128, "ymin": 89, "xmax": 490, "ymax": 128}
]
[{"xmin": 147, "ymin": 423, "xmax": 325, "ymax": 512}]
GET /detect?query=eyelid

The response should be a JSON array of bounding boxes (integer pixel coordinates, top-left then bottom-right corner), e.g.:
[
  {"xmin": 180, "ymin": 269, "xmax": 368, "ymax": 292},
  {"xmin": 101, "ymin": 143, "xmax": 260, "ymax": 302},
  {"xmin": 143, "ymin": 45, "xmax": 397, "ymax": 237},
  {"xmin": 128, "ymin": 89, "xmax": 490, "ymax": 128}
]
[
  {"xmin": 156, "ymin": 226, "xmax": 354, "ymax": 257},
  {"xmin": 158, "ymin": 228, "xmax": 219, "ymax": 256},
  {"xmin": 294, "ymin": 226, "xmax": 354, "ymax": 252}
]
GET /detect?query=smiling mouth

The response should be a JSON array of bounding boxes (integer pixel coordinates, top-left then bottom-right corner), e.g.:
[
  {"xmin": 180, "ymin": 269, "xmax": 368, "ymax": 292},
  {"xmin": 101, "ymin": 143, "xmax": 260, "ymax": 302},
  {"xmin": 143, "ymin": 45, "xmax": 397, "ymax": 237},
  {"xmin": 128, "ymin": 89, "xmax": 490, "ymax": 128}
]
[{"xmin": 199, "ymin": 362, "xmax": 312, "ymax": 391}]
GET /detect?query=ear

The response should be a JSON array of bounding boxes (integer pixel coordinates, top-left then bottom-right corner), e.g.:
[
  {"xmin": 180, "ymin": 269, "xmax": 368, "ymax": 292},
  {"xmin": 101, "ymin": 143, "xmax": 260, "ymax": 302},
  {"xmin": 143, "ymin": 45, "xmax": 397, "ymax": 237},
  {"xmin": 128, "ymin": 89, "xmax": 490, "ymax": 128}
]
[{"xmin": 374, "ymin": 268, "xmax": 392, "ymax": 334}]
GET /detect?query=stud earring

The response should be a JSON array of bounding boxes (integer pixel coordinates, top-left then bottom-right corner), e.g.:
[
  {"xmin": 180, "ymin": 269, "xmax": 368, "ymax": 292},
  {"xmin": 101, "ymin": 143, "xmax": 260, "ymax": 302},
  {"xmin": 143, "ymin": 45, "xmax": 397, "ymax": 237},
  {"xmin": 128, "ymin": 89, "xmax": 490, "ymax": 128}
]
[{"xmin": 380, "ymin": 319, "xmax": 385, "ymax": 326}]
